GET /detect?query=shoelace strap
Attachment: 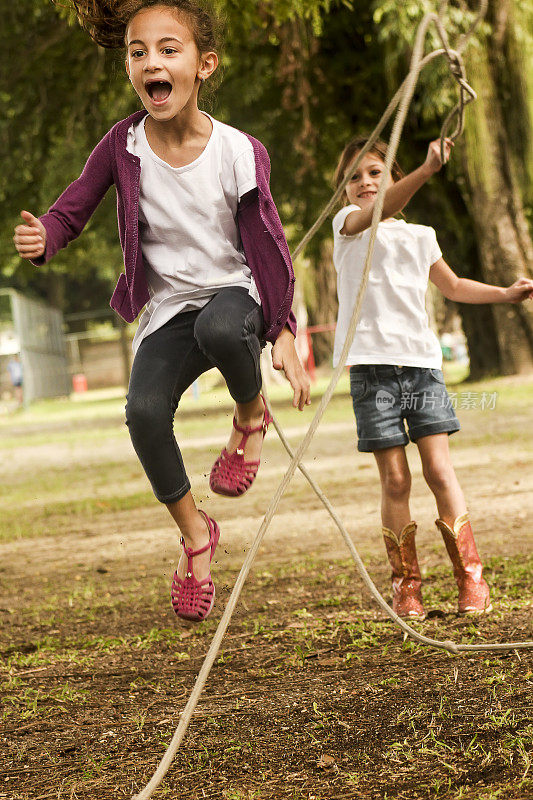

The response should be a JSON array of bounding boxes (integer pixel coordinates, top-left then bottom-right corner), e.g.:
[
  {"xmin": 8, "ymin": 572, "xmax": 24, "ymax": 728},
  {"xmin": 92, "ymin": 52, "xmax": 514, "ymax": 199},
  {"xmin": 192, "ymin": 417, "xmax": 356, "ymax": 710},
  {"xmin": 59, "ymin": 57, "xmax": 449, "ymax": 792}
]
[
  {"xmin": 180, "ymin": 536, "xmax": 212, "ymax": 559},
  {"xmin": 231, "ymin": 395, "xmax": 271, "ymax": 456},
  {"xmin": 231, "ymin": 415, "xmax": 269, "ymax": 454},
  {"xmin": 180, "ymin": 523, "xmax": 214, "ymax": 580}
]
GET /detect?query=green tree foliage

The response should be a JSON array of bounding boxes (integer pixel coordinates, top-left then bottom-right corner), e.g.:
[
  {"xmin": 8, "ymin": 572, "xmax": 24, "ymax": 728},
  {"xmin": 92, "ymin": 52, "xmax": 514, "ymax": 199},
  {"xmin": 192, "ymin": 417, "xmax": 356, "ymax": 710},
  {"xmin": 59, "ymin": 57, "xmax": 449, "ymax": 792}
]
[
  {"xmin": 2, "ymin": 0, "xmax": 532, "ymax": 374},
  {"xmin": 0, "ymin": 1, "xmax": 137, "ymax": 312}
]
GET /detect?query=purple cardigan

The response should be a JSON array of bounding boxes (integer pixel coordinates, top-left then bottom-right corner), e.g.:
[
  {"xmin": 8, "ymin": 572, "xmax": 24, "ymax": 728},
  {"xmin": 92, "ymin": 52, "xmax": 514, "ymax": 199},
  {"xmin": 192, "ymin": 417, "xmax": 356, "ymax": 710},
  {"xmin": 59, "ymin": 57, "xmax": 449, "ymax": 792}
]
[{"xmin": 33, "ymin": 110, "xmax": 296, "ymax": 343}]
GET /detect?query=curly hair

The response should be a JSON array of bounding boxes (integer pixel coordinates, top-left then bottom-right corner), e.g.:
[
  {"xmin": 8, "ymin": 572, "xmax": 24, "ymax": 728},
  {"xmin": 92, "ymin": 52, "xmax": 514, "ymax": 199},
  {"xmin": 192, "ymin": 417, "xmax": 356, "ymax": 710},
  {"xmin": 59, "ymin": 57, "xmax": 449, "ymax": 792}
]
[
  {"xmin": 69, "ymin": 0, "xmax": 223, "ymax": 55},
  {"xmin": 333, "ymin": 136, "xmax": 404, "ymax": 209}
]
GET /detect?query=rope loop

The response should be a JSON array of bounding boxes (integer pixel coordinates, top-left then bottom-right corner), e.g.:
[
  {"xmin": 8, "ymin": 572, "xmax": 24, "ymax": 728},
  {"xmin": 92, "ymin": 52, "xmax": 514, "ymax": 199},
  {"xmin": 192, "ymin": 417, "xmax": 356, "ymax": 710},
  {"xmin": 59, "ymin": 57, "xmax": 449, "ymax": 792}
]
[{"xmin": 448, "ymin": 53, "xmax": 464, "ymax": 79}]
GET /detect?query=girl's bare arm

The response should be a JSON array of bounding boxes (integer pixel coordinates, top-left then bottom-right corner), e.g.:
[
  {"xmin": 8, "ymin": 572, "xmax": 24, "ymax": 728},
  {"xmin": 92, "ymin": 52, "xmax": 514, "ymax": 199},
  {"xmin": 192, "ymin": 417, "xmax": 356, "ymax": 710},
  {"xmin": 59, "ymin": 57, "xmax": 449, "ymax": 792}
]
[
  {"xmin": 341, "ymin": 139, "xmax": 452, "ymax": 237},
  {"xmin": 430, "ymin": 257, "xmax": 533, "ymax": 304}
]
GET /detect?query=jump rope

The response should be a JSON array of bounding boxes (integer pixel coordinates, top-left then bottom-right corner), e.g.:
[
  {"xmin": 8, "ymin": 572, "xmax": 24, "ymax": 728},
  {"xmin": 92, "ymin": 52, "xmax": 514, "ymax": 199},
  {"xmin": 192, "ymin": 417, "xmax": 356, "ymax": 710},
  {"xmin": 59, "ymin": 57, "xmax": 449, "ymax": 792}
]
[{"xmin": 132, "ymin": 2, "xmax": 533, "ymax": 797}]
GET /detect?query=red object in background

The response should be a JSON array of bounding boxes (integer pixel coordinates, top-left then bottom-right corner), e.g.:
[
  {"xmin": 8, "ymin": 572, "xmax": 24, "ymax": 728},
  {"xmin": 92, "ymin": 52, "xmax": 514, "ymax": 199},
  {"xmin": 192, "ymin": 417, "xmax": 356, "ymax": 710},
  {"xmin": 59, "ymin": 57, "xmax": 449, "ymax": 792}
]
[
  {"xmin": 305, "ymin": 330, "xmax": 316, "ymax": 381},
  {"xmin": 72, "ymin": 373, "xmax": 88, "ymax": 393},
  {"xmin": 296, "ymin": 324, "xmax": 336, "ymax": 382}
]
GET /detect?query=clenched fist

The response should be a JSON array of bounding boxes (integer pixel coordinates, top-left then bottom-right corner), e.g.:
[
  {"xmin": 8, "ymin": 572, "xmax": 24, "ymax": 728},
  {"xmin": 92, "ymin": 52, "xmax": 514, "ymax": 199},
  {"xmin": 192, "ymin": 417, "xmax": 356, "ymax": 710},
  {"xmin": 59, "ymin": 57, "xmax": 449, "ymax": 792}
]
[
  {"xmin": 424, "ymin": 137, "xmax": 454, "ymax": 173},
  {"xmin": 13, "ymin": 211, "xmax": 47, "ymax": 260}
]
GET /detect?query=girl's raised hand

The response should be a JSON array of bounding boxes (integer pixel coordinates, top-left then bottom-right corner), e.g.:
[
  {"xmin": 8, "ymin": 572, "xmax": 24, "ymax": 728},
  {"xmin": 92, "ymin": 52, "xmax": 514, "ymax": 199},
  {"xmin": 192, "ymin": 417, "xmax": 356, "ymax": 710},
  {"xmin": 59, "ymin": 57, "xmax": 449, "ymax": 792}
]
[
  {"xmin": 504, "ymin": 277, "xmax": 533, "ymax": 303},
  {"xmin": 424, "ymin": 138, "xmax": 454, "ymax": 174},
  {"xmin": 13, "ymin": 211, "xmax": 47, "ymax": 260}
]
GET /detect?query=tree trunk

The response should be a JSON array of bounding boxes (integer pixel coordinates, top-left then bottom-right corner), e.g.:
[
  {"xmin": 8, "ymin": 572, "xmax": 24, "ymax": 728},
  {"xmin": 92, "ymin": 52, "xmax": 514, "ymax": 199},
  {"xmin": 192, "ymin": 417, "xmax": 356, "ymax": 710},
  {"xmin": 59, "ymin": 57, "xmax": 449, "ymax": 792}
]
[
  {"xmin": 277, "ymin": 16, "xmax": 338, "ymax": 364},
  {"xmin": 311, "ymin": 238, "xmax": 338, "ymax": 364},
  {"xmin": 459, "ymin": 0, "xmax": 533, "ymax": 375}
]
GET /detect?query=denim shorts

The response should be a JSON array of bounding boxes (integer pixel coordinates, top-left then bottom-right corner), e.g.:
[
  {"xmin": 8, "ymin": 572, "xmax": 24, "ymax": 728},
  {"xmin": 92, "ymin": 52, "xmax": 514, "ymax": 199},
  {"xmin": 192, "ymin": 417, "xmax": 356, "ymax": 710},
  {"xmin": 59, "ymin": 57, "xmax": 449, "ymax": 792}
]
[{"xmin": 349, "ymin": 365, "xmax": 460, "ymax": 452}]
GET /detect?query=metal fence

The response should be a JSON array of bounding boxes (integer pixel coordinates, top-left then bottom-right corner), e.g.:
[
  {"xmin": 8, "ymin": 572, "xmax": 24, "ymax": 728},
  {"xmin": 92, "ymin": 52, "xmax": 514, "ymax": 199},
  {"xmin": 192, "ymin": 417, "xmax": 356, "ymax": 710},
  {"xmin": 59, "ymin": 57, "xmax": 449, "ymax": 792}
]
[{"xmin": 0, "ymin": 289, "xmax": 70, "ymax": 405}]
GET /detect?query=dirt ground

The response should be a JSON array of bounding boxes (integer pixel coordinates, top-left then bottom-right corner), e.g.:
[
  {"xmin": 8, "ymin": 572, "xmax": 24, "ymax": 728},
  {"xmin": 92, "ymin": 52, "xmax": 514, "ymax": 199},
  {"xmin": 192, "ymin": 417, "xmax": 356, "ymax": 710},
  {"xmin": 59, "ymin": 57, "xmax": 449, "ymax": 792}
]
[{"xmin": 0, "ymin": 377, "xmax": 532, "ymax": 799}]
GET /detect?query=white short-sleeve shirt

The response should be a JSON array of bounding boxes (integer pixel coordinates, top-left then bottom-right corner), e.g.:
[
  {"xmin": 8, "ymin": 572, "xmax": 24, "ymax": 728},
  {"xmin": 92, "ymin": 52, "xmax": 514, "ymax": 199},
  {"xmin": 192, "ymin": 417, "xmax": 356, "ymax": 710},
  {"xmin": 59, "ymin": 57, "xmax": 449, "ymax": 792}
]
[
  {"xmin": 127, "ymin": 111, "xmax": 260, "ymax": 354},
  {"xmin": 332, "ymin": 204, "xmax": 443, "ymax": 368}
]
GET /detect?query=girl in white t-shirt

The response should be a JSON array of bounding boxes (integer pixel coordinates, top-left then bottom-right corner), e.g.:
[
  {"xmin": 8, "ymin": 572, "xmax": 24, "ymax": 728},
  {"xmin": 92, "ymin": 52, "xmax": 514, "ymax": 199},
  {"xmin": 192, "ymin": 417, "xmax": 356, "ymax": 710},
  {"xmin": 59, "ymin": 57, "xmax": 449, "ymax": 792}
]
[
  {"xmin": 331, "ymin": 135, "xmax": 533, "ymax": 619},
  {"xmin": 13, "ymin": 0, "xmax": 310, "ymax": 624}
]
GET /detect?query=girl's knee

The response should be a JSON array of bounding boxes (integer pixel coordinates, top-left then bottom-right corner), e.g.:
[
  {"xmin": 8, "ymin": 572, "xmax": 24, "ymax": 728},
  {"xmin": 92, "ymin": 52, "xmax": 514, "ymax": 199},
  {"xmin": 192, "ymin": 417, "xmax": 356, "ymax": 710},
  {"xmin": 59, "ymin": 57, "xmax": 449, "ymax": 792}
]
[
  {"xmin": 194, "ymin": 307, "xmax": 241, "ymax": 358},
  {"xmin": 125, "ymin": 393, "xmax": 171, "ymax": 436},
  {"xmin": 381, "ymin": 467, "xmax": 411, "ymax": 501},
  {"xmin": 422, "ymin": 460, "xmax": 455, "ymax": 493}
]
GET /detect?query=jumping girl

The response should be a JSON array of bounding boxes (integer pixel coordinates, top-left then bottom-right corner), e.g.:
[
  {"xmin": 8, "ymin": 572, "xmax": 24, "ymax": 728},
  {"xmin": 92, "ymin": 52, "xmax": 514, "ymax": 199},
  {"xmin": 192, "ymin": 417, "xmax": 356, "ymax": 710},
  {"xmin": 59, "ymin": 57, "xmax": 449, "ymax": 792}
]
[
  {"xmin": 13, "ymin": 0, "xmax": 310, "ymax": 623},
  {"xmin": 332, "ymin": 136, "xmax": 533, "ymax": 619}
]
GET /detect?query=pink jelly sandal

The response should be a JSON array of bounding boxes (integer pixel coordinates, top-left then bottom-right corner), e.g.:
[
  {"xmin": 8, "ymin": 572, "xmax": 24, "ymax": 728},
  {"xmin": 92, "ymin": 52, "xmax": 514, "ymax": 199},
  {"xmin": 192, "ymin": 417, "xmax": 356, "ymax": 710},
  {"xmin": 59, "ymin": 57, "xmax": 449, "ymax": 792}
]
[
  {"xmin": 209, "ymin": 394, "xmax": 273, "ymax": 497},
  {"xmin": 170, "ymin": 511, "xmax": 220, "ymax": 622}
]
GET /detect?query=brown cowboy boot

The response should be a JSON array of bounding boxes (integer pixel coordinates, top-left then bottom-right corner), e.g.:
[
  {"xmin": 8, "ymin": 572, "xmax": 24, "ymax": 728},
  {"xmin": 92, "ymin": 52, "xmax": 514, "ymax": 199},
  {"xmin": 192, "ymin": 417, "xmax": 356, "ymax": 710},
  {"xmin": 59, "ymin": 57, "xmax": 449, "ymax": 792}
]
[
  {"xmin": 382, "ymin": 521, "xmax": 425, "ymax": 619},
  {"xmin": 435, "ymin": 513, "xmax": 492, "ymax": 614}
]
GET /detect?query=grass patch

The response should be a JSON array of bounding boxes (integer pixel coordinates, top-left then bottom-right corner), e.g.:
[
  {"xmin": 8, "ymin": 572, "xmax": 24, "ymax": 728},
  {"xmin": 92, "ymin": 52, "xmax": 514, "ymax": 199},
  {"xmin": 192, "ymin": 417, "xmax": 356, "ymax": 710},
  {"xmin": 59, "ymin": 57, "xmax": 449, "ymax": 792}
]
[
  {"xmin": 1, "ymin": 372, "xmax": 532, "ymax": 799},
  {"xmin": 0, "ymin": 491, "xmax": 157, "ymax": 543}
]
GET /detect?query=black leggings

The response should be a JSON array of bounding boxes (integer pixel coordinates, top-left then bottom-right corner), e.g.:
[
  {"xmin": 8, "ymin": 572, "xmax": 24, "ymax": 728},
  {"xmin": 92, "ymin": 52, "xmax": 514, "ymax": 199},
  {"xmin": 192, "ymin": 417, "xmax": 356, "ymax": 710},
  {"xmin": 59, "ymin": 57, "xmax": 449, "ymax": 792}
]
[{"xmin": 125, "ymin": 287, "xmax": 264, "ymax": 503}]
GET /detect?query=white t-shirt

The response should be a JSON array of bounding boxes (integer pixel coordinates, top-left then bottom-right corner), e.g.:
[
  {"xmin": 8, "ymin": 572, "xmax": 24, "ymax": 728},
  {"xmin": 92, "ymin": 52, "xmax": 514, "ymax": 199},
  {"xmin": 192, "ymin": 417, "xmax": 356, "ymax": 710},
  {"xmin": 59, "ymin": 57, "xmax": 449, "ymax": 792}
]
[
  {"xmin": 332, "ymin": 204, "xmax": 443, "ymax": 368},
  {"xmin": 127, "ymin": 111, "xmax": 260, "ymax": 354}
]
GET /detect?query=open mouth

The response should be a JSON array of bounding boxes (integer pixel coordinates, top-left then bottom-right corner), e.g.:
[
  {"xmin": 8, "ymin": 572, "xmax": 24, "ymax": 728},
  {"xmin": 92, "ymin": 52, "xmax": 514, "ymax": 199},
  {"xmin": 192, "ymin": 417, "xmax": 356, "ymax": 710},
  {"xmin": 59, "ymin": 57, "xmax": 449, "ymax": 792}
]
[
  {"xmin": 358, "ymin": 191, "xmax": 377, "ymax": 199},
  {"xmin": 145, "ymin": 80, "xmax": 172, "ymax": 103}
]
